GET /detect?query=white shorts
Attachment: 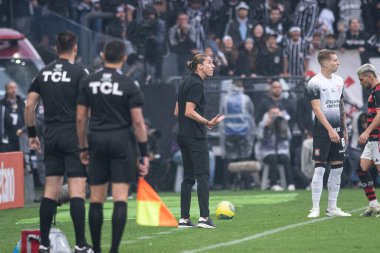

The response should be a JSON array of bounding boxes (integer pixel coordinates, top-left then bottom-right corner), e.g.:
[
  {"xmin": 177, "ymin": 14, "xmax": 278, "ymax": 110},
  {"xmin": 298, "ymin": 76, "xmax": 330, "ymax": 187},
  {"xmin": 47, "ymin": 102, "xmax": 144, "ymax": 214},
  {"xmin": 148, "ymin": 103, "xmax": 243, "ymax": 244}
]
[{"xmin": 361, "ymin": 141, "xmax": 380, "ymax": 165}]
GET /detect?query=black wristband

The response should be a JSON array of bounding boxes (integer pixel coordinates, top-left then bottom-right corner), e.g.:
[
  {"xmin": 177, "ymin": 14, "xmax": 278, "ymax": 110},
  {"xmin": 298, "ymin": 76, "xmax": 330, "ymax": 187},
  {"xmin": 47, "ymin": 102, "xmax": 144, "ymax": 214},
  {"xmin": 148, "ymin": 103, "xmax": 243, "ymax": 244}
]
[
  {"xmin": 78, "ymin": 147, "xmax": 89, "ymax": 152},
  {"xmin": 27, "ymin": 126, "xmax": 37, "ymax": 138},
  {"xmin": 138, "ymin": 142, "xmax": 148, "ymax": 157}
]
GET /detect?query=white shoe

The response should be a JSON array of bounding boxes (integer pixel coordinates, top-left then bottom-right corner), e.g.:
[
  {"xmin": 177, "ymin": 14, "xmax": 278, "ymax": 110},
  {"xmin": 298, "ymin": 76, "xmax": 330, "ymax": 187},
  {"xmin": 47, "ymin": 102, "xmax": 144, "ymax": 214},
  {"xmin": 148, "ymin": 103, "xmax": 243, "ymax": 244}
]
[
  {"xmin": 271, "ymin": 185, "xmax": 284, "ymax": 191},
  {"xmin": 307, "ymin": 208, "xmax": 320, "ymax": 218},
  {"xmin": 360, "ymin": 206, "xmax": 380, "ymax": 217},
  {"xmin": 326, "ymin": 208, "xmax": 352, "ymax": 217},
  {"xmin": 287, "ymin": 184, "xmax": 295, "ymax": 191}
]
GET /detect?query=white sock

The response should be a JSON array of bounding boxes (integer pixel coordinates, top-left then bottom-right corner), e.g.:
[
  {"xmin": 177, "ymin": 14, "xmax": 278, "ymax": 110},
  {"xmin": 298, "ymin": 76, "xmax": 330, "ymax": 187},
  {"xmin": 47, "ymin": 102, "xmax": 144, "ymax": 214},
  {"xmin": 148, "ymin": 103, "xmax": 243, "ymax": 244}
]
[
  {"xmin": 369, "ymin": 199, "xmax": 379, "ymax": 207},
  {"xmin": 327, "ymin": 167, "xmax": 343, "ymax": 210},
  {"xmin": 311, "ymin": 166, "xmax": 325, "ymax": 210}
]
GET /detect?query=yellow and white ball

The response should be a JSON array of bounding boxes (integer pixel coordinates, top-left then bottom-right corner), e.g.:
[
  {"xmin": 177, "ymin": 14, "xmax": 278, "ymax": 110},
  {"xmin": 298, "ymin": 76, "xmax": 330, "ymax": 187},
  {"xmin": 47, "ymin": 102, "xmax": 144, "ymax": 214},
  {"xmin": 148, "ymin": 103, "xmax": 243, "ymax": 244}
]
[{"xmin": 215, "ymin": 201, "xmax": 235, "ymax": 219}]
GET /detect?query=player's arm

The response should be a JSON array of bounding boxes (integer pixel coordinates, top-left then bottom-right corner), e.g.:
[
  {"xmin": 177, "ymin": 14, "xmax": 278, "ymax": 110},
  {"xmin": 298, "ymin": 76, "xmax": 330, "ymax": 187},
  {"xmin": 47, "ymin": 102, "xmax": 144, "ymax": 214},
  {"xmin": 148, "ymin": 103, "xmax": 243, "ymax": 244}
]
[
  {"xmin": 310, "ymin": 99, "xmax": 340, "ymax": 143},
  {"xmin": 339, "ymin": 98, "xmax": 348, "ymax": 144},
  {"xmin": 359, "ymin": 108, "xmax": 380, "ymax": 145},
  {"xmin": 25, "ymin": 91, "xmax": 41, "ymax": 152},
  {"xmin": 174, "ymin": 101, "xmax": 178, "ymax": 117},
  {"xmin": 76, "ymin": 105, "xmax": 89, "ymax": 165},
  {"xmin": 131, "ymin": 107, "xmax": 149, "ymax": 176}
]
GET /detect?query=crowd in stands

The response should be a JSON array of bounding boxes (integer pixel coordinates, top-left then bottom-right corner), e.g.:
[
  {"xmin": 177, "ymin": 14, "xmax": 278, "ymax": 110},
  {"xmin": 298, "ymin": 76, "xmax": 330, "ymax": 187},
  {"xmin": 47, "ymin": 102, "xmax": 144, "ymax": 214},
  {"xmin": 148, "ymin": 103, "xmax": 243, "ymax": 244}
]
[{"xmin": 2, "ymin": 0, "xmax": 380, "ymax": 191}]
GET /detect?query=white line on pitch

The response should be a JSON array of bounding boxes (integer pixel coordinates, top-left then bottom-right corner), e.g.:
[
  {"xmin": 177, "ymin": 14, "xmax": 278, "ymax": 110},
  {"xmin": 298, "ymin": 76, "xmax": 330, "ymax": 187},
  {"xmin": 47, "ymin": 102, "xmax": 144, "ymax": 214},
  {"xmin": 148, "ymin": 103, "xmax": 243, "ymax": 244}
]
[{"xmin": 182, "ymin": 207, "xmax": 365, "ymax": 253}]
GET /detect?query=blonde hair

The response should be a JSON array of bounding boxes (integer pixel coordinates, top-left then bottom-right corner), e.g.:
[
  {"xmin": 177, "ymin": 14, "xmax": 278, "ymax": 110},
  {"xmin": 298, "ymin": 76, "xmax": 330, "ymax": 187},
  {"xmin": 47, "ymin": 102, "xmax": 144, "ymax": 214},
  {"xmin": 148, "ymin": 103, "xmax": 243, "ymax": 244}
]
[
  {"xmin": 357, "ymin": 64, "xmax": 377, "ymax": 78},
  {"xmin": 186, "ymin": 54, "xmax": 209, "ymax": 72},
  {"xmin": 317, "ymin": 49, "xmax": 336, "ymax": 65}
]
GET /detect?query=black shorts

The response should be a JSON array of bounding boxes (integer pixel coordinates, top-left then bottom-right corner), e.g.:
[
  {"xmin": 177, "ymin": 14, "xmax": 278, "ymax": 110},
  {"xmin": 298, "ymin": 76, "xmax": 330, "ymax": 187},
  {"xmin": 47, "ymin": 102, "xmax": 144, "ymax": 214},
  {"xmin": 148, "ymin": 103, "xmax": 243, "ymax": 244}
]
[
  {"xmin": 44, "ymin": 123, "xmax": 87, "ymax": 178},
  {"xmin": 312, "ymin": 136, "xmax": 345, "ymax": 162},
  {"xmin": 88, "ymin": 129, "xmax": 137, "ymax": 185}
]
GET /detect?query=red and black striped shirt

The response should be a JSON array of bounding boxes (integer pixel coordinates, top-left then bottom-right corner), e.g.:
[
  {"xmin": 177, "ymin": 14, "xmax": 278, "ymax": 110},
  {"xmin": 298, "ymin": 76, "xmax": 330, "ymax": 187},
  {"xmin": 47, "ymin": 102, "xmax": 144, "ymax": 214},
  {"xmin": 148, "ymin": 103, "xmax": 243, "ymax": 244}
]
[{"xmin": 368, "ymin": 83, "xmax": 380, "ymax": 141}]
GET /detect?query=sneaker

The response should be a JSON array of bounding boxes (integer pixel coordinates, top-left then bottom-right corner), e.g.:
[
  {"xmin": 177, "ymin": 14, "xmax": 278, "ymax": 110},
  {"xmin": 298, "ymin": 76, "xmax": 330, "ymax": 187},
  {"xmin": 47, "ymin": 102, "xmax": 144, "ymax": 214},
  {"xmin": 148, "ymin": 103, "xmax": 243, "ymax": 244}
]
[
  {"xmin": 197, "ymin": 217, "xmax": 216, "ymax": 229},
  {"xmin": 178, "ymin": 218, "xmax": 195, "ymax": 228},
  {"xmin": 360, "ymin": 206, "xmax": 380, "ymax": 217},
  {"xmin": 39, "ymin": 245, "xmax": 50, "ymax": 253},
  {"xmin": 271, "ymin": 185, "xmax": 284, "ymax": 191},
  {"xmin": 307, "ymin": 208, "xmax": 320, "ymax": 218},
  {"xmin": 326, "ymin": 208, "xmax": 352, "ymax": 217},
  {"xmin": 287, "ymin": 184, "xmax": 296, "ymax": 191},
  {"xmin": 74, "ymin": 244, "xmax": 94, "ymax": 253}
]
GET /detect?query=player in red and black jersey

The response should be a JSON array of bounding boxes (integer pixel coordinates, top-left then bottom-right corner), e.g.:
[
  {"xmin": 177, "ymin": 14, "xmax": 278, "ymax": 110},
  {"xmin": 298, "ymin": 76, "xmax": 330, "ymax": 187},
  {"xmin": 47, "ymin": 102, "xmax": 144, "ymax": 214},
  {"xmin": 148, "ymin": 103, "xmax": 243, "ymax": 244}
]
[{"xmin": 356, "ymin": 63, "xmax": 380, "ymax": 217}]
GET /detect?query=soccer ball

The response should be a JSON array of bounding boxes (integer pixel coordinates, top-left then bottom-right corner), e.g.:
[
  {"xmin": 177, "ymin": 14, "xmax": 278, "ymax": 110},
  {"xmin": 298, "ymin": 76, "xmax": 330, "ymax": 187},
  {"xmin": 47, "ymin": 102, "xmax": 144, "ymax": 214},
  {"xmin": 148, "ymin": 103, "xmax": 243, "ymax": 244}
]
[{"xmin": 215, "ymin": 201, "xmax": 235, "ymax": 219}]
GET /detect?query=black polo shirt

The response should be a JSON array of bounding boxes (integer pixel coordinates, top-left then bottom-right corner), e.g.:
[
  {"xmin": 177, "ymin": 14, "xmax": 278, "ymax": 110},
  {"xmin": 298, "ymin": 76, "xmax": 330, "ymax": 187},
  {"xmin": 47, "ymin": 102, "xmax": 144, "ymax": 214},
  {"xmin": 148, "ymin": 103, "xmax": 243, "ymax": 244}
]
[
  {"xmin": 77, "ymin": 67, "xmax": 144, "ymax": 131},
  {"xmin": 177, "ymin": 73, "xmax": 207, "ymax": 138},
  {"xmin": 28, "ymin": 59, "xmax": 88, "ymax": 125}
]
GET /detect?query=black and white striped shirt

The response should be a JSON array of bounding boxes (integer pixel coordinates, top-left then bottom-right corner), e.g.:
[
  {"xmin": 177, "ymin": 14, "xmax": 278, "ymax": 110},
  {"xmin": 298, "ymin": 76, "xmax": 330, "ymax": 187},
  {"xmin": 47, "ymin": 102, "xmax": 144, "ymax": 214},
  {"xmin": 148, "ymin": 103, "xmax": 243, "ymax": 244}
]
[
  {"xmin": 293, "ymin": 0, "xmax": 319, "ymax": 41},
  {"xmin": 283, "ymin": 38, "xmax": 309, "ymax": 76}
]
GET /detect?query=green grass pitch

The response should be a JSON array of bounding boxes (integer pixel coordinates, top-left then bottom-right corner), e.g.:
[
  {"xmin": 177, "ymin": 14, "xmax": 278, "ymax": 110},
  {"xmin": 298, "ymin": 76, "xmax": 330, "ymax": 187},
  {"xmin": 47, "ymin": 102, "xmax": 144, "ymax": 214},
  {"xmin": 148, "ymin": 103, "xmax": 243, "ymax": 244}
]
[{"xmin": 1, "ymin": 189, "xmax": 379, "ymax": 252}]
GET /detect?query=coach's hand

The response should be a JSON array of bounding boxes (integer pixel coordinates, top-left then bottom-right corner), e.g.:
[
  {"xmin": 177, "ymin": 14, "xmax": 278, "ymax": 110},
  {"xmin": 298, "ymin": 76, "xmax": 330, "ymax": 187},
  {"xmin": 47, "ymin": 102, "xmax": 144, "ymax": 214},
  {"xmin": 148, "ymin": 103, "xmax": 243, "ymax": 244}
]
[
  {"xmin": 28, "ymin": 137, "xmax": 41, "ymax": 153},
  {"xmin": 139, "ymin": 156, "xmax": 150, "ymax": 176},
  {"xmin": 207, "ymin": 114, "xmax": 225, "ymax": 129},
  {"xmin": 80, "ymin": 150, "xmax": 89, "ymax": 165}
]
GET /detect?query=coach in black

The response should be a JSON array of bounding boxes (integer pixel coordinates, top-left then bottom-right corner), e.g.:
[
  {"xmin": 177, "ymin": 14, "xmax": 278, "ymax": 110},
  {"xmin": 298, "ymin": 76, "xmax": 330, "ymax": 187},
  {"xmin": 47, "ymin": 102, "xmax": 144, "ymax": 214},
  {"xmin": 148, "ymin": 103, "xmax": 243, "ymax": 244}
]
[
  {"xmin": 77, "ymin": 40, "xmax": 149, "ymax": 253},
  {"xmin": 25, "ymin": 32, "xmax": 92, "ymax": 253},
  {"xmin": 174, "ymin": 54, "xmax": 224, "ymax": 229}
]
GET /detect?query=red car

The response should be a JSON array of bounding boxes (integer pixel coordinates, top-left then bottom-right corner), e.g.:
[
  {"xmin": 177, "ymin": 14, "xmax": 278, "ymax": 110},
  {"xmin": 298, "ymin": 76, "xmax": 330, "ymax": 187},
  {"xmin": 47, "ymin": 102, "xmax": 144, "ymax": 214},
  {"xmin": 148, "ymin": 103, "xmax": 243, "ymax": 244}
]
[{"xmin": 0, "ymin": 28, "xmax": 45, "ymax": 97}]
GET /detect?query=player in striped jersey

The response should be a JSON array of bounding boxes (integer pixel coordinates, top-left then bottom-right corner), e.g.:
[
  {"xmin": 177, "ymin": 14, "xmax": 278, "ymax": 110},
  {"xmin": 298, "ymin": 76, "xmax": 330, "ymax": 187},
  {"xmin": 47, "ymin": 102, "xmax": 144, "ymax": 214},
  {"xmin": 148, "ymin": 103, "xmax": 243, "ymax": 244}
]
[{"xmin": 356, "ymin": 64, "xmax": 380, "ymax": 216}]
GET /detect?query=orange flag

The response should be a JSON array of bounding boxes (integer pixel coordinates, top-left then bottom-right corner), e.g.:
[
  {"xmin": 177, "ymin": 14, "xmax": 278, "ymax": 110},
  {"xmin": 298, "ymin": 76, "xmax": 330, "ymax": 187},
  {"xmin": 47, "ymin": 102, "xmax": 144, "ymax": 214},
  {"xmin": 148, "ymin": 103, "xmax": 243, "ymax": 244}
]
[{"xmin": 136, "ymin": 177, "xmax": 178, "ymax": 227}]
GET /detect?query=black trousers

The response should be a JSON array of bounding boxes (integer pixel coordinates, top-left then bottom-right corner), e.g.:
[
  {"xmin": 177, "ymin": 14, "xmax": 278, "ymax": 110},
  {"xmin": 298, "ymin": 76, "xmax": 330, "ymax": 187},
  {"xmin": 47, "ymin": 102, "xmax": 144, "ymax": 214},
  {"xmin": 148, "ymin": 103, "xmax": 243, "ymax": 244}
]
[
  {"xmin": 263, "ymin": 154, "xmax": 294, "ymax": 185},
  {"xmin": 177, "ymin": 136, "xmax": 210, "ymax": 218}
]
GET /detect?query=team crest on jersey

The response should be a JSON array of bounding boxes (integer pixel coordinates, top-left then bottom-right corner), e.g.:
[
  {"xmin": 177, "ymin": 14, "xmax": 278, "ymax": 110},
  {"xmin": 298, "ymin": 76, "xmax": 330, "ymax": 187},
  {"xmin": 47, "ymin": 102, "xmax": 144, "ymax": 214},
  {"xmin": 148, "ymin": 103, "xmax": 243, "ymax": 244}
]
[{"xmin": 314, "ymin": 148, "xmax": 320, "ymax": 157}]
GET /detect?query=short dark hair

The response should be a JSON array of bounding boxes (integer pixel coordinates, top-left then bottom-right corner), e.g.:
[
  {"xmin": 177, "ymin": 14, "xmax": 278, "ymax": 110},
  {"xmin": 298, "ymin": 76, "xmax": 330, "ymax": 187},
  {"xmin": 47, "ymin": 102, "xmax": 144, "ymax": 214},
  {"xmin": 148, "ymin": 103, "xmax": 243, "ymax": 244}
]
[
  {"xmin": 103, "ymin": 40, "xmax": 126, "ymax": 63},
  {"xmin": 56, "ymin": 31, "xmax": 77, "ymax": 54},
  {"xmin": 317, "ymin": 49, "xmax": 336, "ymax": 65}
]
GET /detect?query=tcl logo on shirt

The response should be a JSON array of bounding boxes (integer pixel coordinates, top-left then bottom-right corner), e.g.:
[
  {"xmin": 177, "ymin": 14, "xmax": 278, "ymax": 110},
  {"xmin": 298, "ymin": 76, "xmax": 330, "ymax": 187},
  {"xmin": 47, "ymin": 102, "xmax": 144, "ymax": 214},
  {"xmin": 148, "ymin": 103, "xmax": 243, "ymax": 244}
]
[
  {"xmin": 89, "ymin": 81, "xmax": 123, "ymax": 96},
  {"xmin": 42, "ymin": 71, "xmax": 71, "ymax": 82}
]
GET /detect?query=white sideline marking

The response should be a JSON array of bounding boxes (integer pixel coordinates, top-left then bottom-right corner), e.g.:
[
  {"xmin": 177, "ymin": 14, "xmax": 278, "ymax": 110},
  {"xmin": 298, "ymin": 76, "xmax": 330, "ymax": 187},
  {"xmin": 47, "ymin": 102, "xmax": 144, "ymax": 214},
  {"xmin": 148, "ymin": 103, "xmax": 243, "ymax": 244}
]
[{"xmin": 182, "ymin": 207, "xmax": 365, "ymax": 253}]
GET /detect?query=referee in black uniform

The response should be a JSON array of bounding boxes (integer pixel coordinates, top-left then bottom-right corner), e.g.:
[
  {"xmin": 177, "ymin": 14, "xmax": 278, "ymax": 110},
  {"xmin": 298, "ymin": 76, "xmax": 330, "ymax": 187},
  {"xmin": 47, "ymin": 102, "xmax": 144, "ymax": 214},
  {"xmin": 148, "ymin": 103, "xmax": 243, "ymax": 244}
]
[
  {"xmin": 174, "ymin": 54, "xmax": 225, "ymax": 229},
  {"xmin": 77, "ymin": 40, "xmax": 149, "ymax": 253},
  {"xmin": 25, "ymin": 32, "xmax": 92, "ymax": 253}
]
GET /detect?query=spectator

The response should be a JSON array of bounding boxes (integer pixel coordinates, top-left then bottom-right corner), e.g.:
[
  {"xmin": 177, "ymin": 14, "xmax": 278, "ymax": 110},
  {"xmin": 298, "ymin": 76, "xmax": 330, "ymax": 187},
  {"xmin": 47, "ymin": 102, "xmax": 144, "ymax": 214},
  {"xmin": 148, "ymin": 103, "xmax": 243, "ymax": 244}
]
[
  {"xmin": 74, "ymin": 0, "xmax": 102, "ymax": 32},
  {"xmin": 256, "ymin": 106, "xmax": 295, "ymax": 191},
  {"xmin": 265, "ymin": 8, "xmax": 285, "ymax": 45},
  {"xmin": 169, "ymin": 12, "xmax": 197, "ymax": 76},
  {"xmin": 186, "ymin": 0, "xmax": 208, "ymax": 52},
  {"xmin": 316, "ymin": 5, "xmax": 335, "ymax": 35},
  {"xmin": 341, "ymin": 18, "xmax": 370, "ymax": 64},
  {"xmin": 321, "ymin": 33, "xmax": 339, "ymax": 50},
  {"xmin": 309, "ymin": 32, "xmax": 322, "ymax": 55},
  {"xmin": 0, "ymin": 81, "xmax": 25, "ymax": 152},
  {"xmin": 256, "ymin": 79, "xmax": 295, "ymax": 127},
  {"xmin": 219, "ymin": 35, "xmax": 239, "ymax": 76},
  {"xmin": 235, "ymin": 38, "xmax": 258, "ymax": 78},
  {"xmin": 283, "ymin": 26, "xmax": 310, "ymax": 78},
  {"xmin": 367, "ymin": 20, "xmax": 380, "ymax": 58},
  {"xmin": 336, "ymin": 0, "xmax": 373, "ymax": 32},
  {"xmin": 220, "ymin": 80, "xmax": 255, "ymax": 189},
  {"xmin": 293, "ymin": 0, "xmax": 319, "ymax": 42},
  {"xmin": 256, "ymin": 33, "xmax": 284, "ymax": 76},
  {"xmin": 249, "ymin": 23, "xmax": 267, "ymax": 50},
  {"xmin": 128, "ymin": 5, "xmax": 166, "ymax": 83},
  {"xmin": 226, "ymin": 1, "xmax": 255, "ymax": 48},
  {"xmin": 210, "ymin": 0, "xmax": 240, "ymax": 39}
]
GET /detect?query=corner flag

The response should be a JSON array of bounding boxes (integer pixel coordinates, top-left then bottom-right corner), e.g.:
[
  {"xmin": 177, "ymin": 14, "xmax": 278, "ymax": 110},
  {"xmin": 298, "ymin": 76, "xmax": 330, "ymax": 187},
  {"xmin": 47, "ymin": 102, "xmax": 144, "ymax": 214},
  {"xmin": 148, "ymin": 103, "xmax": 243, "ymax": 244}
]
[{"xmin": 136, "ymin": 177, "xmax": 178, "ymax": 227}]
